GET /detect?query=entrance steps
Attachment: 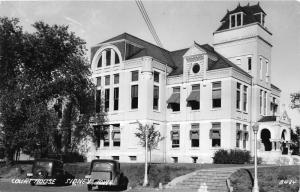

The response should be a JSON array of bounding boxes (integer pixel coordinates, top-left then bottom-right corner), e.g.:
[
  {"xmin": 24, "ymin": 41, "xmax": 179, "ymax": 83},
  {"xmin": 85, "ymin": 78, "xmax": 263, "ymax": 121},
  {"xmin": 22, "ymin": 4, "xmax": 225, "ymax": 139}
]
[{"xmin": 166, "ymin": 167, "xmax": 239, "ymax": 192}]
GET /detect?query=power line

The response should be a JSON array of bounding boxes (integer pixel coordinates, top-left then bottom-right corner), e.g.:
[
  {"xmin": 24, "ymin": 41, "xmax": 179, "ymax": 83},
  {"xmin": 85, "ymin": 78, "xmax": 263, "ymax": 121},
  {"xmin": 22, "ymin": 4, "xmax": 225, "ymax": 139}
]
[{"xmin": 135, "ymin": 0, "xmax": 163, "ymax": 48}]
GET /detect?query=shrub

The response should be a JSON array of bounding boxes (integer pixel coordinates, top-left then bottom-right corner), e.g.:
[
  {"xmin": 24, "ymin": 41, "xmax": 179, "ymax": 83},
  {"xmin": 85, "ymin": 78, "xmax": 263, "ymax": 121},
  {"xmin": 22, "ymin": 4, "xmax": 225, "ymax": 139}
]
[
  {"xmin": 62, "ymin": 152, "xmax": 85, "ymax": 163},
  {"xmin": 213, "ymin": 149, "xmax": 251, "ymax": 164}
]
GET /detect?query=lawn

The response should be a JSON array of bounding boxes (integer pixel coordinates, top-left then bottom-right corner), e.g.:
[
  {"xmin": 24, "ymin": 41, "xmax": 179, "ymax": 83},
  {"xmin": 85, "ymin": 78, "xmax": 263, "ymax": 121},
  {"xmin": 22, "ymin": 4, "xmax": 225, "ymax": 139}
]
[{"xmin": 229, "ymin": 165, "xmax": 300, "ymax": 192}]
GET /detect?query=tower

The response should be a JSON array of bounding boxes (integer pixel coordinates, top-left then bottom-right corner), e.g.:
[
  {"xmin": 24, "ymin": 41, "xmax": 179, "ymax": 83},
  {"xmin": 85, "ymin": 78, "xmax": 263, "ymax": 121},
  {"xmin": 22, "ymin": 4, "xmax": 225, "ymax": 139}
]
[{"xmin": 213, "ymin": 3, "xmax": 273, "ymax": 121}]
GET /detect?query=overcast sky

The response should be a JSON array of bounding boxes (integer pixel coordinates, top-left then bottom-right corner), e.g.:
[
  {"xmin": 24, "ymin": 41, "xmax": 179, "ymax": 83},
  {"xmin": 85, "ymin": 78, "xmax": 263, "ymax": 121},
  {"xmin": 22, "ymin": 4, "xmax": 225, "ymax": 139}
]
[{"xmin": 1, "ymin": 0, "xmax": 299, "ymax": 127}]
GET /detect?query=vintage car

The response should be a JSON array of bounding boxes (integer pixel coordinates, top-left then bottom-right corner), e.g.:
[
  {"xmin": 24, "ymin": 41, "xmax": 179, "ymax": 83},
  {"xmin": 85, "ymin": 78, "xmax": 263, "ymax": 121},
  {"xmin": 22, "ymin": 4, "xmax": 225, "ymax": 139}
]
[
  {"xmin": 85, "ymin": 159, "xmax": 128, "ymax": 191},
  {"xmin": 26, "ymin": 158, "xmax": 73, "ymax": 186}
]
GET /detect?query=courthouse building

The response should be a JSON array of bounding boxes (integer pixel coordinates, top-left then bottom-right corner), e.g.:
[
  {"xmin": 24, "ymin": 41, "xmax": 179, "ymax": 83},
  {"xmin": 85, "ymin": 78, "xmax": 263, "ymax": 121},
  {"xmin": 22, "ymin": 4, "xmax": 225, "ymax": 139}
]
[{"xmin": 87, "ymin": 3, "xmax": 292, "ymax": 164}]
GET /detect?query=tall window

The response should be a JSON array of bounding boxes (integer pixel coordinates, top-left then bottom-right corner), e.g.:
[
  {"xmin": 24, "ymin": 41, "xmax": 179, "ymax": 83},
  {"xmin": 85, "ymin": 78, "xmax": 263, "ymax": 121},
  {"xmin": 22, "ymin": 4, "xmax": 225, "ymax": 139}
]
[
  {"xmin": 190, "ymin": 123, "xmax": 199, "ymax": 147},
  {"xmin": 95, "ymin": 90, "xmax": 101, "ymax": 113},
  {"xmin": 210, "ymin": 122, "xmax": 221, "ymax": 147},
  {"xmin": 115, "ymin": 53, "xmax": 120, "ymax": 64},
  {"xmin": 236, "ymin": 123, "xmax": 241, "ymax": 148},
  {"xmin": 187, "ymin": 84, "xmax": 200, "ymax": 110},
  {"xmin": 97, "ymin": 55, "xmax": 102, "ymax": 68},
  {"xmin": 243, "ymin": 85, "xmax": 248, "ymax": 112},
  {"xmin": 247, "ymin": 57, "xmax": 252, "ymax": 71},
  {"xmin": 94, "ymin": 125, "xmax": 101, "ymax": 148},
  {"xmin": 114, "ymin": 87, "xmax": 119, "ymax": 111},
  {"xmin": 153, "ymin": 85, "xmax": 159, "ymax": 110},
  {"xmin": 260, "ymin": 90, "xmax": 263, "ymax": 115},
  {"xmin": 266, "ymin": 60, "xmax": 269, "ymax": 83},
  {"xmin": 259, "ymin": 57, "xmax": 263, "ymax": 80},
  {"xmin": 114, "ymin": 73, "xmax": 119, "ymax": 84},
  {"xmin": 236, "ymin": 83, "xmax": 241, "ymax": 110},
  {"xmin": 131, "ymin": 70, "xmax": 139, "ymax": 82},
  {"xmin": 167, "ymin": 87, "xmax": 180, "ymax": 111},
  {"xmin": 105, "ymin": 75, "xmax": 110, "ymax": 86},
  {"xmin": 106, "ymin": 49, "xmax": 111, "ymax": 66},
  {"xmin": 212, "ymin": 81, "xmax": 221, "ymax": 108},
  {"xmin": 104, "ymin": 89, "xmax": 110, "ymax": 112},
  {"xmin": 243, "ymin": 125, "xmax": 248, "ymax": 149},
  {"xmin": 112, "ymin": 124, "xmax": 120, "ymax": 147},
  {"xmin": 154, "ymin": 71, "xmax": 159, "ymax": 83},
  {"xmin": 96, "ymin": 77, "xmax": 101, "ymax": 87},
  {"xmin": 230, "ymin": 13, "xmax": 243, "ymax": 28},
  {"xmin": 131, "ymin": 85, "xmax": 138, "ymax": 109},
  {"xmin": 103, "ymin": 125, "xmax": 110, "ymax": 147},
  {"xmin": 171, "ymin": 124, "xmax": 180, "ymax": 148},
  {"xmin": 264, "ymin": 91, "xmax": 267, "ymax": 115}
]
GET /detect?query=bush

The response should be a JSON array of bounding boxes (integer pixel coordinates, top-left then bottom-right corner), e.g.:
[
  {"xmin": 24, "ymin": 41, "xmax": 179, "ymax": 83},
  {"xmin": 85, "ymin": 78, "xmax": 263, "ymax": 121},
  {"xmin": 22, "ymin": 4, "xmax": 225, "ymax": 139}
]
[
  {"xmin": 62, "ymin": 152, "xmax": 85, "ymax": 163},
  {"xmin": 213, "ymin": 149, "xmax": 251, "ymax": 164}
]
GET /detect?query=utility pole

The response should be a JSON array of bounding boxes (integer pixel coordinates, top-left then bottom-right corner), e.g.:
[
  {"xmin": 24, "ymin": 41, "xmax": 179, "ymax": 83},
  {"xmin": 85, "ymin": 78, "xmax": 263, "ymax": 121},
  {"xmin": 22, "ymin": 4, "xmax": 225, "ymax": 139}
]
[{"xmin": 143, "ymin": 126, "xmax": 148, "ymax": 186}]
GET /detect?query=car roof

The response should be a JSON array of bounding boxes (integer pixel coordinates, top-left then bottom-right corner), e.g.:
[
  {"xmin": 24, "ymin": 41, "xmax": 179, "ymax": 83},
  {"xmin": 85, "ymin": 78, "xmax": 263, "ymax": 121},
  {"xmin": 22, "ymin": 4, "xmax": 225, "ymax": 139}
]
[
  {"xmin": 91, "ymin": 159, "xmax": 119, "ymax": 164},
  {"xmin": 35, "ymin": 158, "xmax": 63, "ymax": 163}
]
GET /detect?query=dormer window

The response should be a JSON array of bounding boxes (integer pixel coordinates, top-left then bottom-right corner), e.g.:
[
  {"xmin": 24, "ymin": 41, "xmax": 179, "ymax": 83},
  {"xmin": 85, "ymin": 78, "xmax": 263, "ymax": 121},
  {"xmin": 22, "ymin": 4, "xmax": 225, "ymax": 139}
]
[
  {"xmin": 96, "ymin": 48, "xmax": 121, "ymax": 68},
  {"xmin": 230, "ymin": 12, "xmax": 243, "ymax": 28},
  {"xmin": 254, "ymin": 12, "xmax": 265, "ymax": 26}
]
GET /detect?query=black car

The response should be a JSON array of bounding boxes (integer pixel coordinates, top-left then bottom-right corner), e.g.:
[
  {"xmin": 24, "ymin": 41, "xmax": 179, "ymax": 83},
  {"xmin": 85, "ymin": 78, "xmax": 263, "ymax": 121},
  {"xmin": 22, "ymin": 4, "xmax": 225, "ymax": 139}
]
[
  {"xmin": 85, "ymin": 159, "xmax": 128, "ymax": 191},
  {"xmin": 26, "ymin": 158, "xmax": 73, "ymax": 186}
]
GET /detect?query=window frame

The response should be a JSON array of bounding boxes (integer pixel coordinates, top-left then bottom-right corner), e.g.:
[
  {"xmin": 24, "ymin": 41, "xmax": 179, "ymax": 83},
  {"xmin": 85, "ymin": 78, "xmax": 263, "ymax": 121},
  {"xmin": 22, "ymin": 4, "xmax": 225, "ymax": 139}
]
[
  {"xmin": 104, "ymin": 88, "xmax": 110, "ymax": 112},
  {"xmin": 131, "ymin": 84, "xmax": 138, "ymax": 109},
  {"xmin": 212, "ymin": 81, "xmax": 222, "ymax": 109}
]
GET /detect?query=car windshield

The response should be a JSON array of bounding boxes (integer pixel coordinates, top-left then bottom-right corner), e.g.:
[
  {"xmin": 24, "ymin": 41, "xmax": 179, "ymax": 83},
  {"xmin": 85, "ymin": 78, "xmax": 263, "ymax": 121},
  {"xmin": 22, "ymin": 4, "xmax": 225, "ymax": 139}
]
[
  {"xmin": 34, "ymin": 161, "xmax": 53, "ymax": 173},
  {"xmin": 92, "ymin": 162, "xmax": 114, "ymax": 172}
]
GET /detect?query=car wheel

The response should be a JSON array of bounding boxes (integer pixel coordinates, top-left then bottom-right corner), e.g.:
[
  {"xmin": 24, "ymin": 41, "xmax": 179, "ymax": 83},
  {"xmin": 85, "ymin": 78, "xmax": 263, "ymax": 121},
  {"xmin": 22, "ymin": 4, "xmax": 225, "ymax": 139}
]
[
  {"xmin": 30, "ymin": 180, "xmax": 35, "ymax": 186},
  {"xmin": 87, "ymin": 184, "xmax": 92, "ymax": 191}
]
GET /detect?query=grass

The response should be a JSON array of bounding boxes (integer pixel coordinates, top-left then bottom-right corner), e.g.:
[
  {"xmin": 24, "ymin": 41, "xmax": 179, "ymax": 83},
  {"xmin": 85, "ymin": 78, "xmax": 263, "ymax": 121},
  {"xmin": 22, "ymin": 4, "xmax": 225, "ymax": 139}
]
[{"xmin": 229, "ymin": 165, "xmax": 300, "ymax": 192}]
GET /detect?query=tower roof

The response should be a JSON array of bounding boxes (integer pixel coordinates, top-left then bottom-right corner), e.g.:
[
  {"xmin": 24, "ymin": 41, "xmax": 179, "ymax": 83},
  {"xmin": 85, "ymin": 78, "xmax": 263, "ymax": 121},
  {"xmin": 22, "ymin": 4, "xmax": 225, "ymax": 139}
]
[{"xmin": 217, "ymin": 3, "xmax": 266, "ymax": 32}]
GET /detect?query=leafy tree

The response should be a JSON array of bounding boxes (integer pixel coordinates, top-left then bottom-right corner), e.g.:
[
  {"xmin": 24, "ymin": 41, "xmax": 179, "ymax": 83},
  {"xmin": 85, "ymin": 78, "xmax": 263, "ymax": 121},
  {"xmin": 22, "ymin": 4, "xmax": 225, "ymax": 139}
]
[
  {"xmin": 135, "ymin": 122, "xmax": 164, "ymax": 163},
  {"xmin": 0, "ymin": 17, "xmax": 102, "ymax": 163},
  {"xmin": 290, "ymin": 92, "xmax": 300, "ymax": 111}
]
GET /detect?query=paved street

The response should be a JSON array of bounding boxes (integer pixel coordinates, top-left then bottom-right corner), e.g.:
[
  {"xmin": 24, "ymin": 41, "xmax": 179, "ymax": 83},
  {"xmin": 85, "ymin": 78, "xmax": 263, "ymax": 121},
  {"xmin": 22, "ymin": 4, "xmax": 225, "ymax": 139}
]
[{"xmin": 0, "ymin": 181, "xmax": 198, "ymax": 192}]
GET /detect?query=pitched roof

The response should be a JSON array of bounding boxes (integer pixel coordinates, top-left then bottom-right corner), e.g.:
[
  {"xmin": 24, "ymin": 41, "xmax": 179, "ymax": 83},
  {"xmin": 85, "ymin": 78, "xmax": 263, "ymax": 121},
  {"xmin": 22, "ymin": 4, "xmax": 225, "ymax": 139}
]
[
  {"xmin": 93, "ymin": 33, "xmax": 251, "ymax": 78},
  {"xmin": 258, "ymin": 116, "xmax": 277, "ymax": 122},
  {"xmin": 95, "ymin": 33, "xmax": 176, "ymax": 68},
  {"xmin": 271, "ymin": 84, "xmax": 281, "ymax": 92},
  {"xmin": 217, "ymin": 3, "xmax": 266, "ymax": 32},
  {"xmin": 168, "ymin": 43, "xmax": 251, "ymax": 77}
]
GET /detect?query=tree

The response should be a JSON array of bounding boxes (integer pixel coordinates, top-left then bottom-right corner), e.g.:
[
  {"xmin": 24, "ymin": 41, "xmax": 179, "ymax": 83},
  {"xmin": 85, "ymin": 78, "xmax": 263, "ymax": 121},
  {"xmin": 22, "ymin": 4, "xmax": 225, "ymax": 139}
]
[
  {"xmin": 0, "ymin": 17, "xmax": 101, "ymax": 163},
  {"xmin": 135, "ymin": 122, "xmax": 165, "ymax": 163},
  {"xmin": 290, "ymin": 92, "xmax": 300, "ymax": 111}
]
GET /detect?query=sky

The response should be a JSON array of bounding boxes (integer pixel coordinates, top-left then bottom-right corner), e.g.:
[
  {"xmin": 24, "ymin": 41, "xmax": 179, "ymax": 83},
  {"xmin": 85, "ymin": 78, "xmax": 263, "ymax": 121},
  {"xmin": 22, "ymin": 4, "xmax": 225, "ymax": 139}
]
[{"xmin": 0, "ymin": 0, "xmax": 299, "ymax": 127}]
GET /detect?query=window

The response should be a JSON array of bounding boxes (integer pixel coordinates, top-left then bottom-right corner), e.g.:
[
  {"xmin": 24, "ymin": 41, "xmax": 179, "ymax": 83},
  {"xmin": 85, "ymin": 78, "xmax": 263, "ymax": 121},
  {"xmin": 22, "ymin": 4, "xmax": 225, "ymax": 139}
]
[
  {"xmin": 271, "ymin": 97, "xmax": 278, "ymax": 115},
  {"xmin": 210, "ymin": 122, "xmax": 221, "ymax": 147},
  {"xmin": 112, "ymin": 124, "xmax": 120, "ymax": 147},
  {"xmin": 236, "ymin": 83, "xmax": 241, "ymax": 110},
  {"xmin": 104, "ymin": 89, "xmax": 110, "ymax": 112},
  {"xmin": 260, "ymin": 90, "xmax": 263, "ymax": 115},
  {"xmin": 105, "ymin": 75, "xmax": 110, "ymax": 86},
  {"xmin": 248, "ymin": 57, "xmax": 252, "ymax": 71},
  {"xmin": 97, "ymin": 55, "xmax": 102, "ymax": 68},
  {"xmin": 190, "ymin": 123, "xmax": 199, "ymax": 147},
  {"xmin": 106, "ymin": 49, "xmax": 111, "ymax": 66},
  {"xmin": 131, "ymin": 70, "xmax": 139, "ymax": 81},
  {"xmin": 112, "ymin": 156, "xmax": 119, "ymax": 160},
  {"xmin": 266, "ymin": 60, "xmax": 269, "ymax": 83},
  {"xmin": 131, "ymin": 85, "xmax": 138, "ymax": 109},
  {"xmin": 114, "ymin": 74, "xmax": 119, "ymax": 84},
  {"xmin": 129, "ymin": 156, "xmax": 137, "ymax": 161},
  {"xmin": 191, "ymin": 157, "xmax": 198, "ymax": 164},
  {"xmin": 212, "ymin": 82, "xmax": 221, "ymax": 108},
  {"xmin": 95, "ymin": 90, "xmax": 101, "ymax": 113},
  {"xmin": 154, "ymin": 71, "xmax": 159, "ymax": 83},
  {"xmin": 153, "ymin": 85, "xmax": 159, "ymax": 110},
  {"xmin": 171, "ymin": 124, "xmax": 180, "ymax": 148},
  {"xmin": 96, "ymin": 77, "xmax": 101, "ymax": 87},
  {"xmin": 115, "ymin": 52, "xmax": 120, "ymax": 64},
  {"xmin": 192, "ymin": 63, "xmax": 200, "ymax": 73},
  {"xmin": 113, "ymin": 87, "xmax": 119, "ymax": 111},
  {"xmin": 243, "ymin": 125, "xmax": 248, "ymax": 149},
  {"xmin": 230, "ymin": 13, "xmax": 243, "ymax": 28},
  {"xmin": 103, "ymin": 125, "xmax": 110, "ymax": 147},
  {"xmin": 187, "ymin": 84, "xmax": 200, "ymax": 110},
  {"xmin": 172, "ymin": 157, "xmax": 178, "ymax": 163},
  {"xmin": 94, "ymin": 125, "xmax": 101, "ymax": 148},
  {"xmin": 236, "ymin": 123, "xmax": 241, "ymax": 148},
  {"xmin": 264, "ymin": 91, "xmax": 267, "ymax": 115},
  {"xmin": 254, "ymin": 13, "xmax": 264, "ymax": 25},
  {"xmin": 260, "ymin": 57, "xmax": 263, "ymax": 80},
  {"xmin": 167, "ymin": 87, "xmax": 180, "ymax": 111},
  {"xmin": 243, "ymin": 86, "xmax": 248, "ymax": 112}
]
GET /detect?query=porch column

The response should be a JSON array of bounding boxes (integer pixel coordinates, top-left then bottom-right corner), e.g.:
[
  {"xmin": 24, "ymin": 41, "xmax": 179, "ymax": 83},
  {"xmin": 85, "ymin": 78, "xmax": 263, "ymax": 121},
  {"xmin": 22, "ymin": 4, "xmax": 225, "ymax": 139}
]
[
  {"xmin": 271, "ymin": 141, "xmax": 275, "ymax": 151},
  {"xmin": 276, "ymin": 141, "xmax": 281, "ymax": 151}
]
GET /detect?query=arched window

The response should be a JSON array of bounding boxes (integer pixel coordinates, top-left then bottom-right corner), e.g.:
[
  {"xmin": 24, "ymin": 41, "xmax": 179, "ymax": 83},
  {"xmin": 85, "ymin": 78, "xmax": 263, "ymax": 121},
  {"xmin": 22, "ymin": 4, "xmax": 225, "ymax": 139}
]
[{"xmin": 96, "ymin": 48, "xmax": 120, "ymax": 68}]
